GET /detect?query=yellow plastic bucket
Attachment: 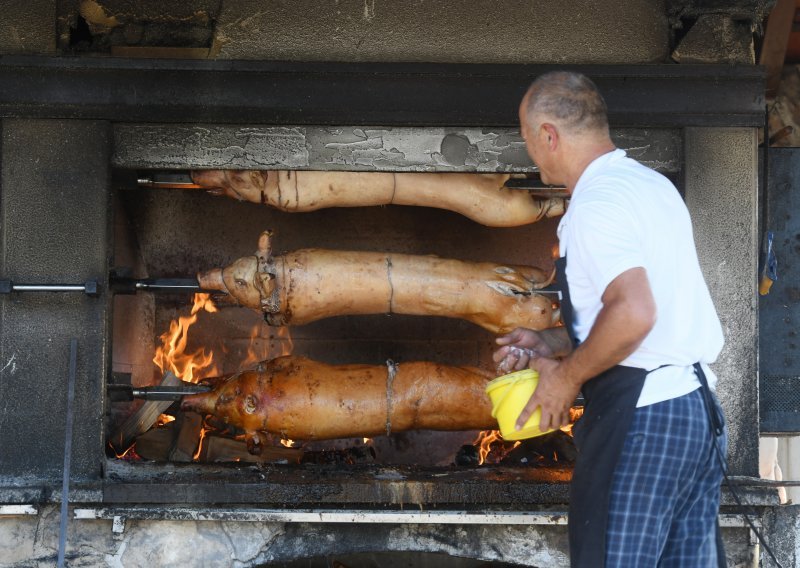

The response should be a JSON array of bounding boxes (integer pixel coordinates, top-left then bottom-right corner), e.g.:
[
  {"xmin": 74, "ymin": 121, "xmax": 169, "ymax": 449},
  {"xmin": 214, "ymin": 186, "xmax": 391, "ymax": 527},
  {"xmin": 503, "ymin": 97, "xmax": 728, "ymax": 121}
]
[{"xmin": 485, "ymin": 369, "xmax": 553, "ymax": 441}]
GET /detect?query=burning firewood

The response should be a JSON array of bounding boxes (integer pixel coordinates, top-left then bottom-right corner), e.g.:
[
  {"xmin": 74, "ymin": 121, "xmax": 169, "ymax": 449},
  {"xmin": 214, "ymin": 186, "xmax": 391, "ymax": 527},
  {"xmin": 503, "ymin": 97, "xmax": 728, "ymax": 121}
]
[
  {"xmin": 180, "ymin": 356, "xmax": 497, "ymax": 453},
  {"xmin": 197, "ymin": 231, "xmax": 557, "ymax": 334},
  {"xmin": 110, "ymin": 371, "xmax": 181, "ymax": 453},
  {"xmin": 190, "ymin": 170, "xmax": 566, "ymax": 227}
]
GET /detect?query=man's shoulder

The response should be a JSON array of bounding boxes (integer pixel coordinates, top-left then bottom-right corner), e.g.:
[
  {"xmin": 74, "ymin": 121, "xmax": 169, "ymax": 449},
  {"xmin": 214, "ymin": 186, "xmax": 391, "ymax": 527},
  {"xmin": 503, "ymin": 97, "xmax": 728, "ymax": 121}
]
[
  {"xmin": 605, "ymin": 155, "xmax": 670, "ymax": 184},
  {"xmin": 584, "ymin": 158, "xmax": 677, "ymax": 204}
]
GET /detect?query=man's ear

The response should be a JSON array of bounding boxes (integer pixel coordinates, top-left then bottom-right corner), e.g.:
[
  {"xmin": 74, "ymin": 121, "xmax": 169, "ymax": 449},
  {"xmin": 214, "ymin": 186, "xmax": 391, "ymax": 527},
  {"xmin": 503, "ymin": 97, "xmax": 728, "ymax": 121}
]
[{"xmin": 541, "ymin": 123, "xmax": 558, "ymax": 149}]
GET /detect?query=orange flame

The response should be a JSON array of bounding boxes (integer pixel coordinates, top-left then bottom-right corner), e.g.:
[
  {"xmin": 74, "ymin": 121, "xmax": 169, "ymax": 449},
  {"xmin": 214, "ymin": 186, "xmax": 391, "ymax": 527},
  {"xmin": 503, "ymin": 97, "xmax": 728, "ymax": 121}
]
[
  {"xmin": 240, "ymin": 325, "xmax": 263, "ymax": 370},
  {"xmin": 473, "ymin": 430, "xmax": 501, "ymax": 465},
  {"xmin": 280, "ymin": 438, "xmax": 296, "ymax": 448},
  {"xmin": 239, "ymin": 324, "xmax": 294, "ymax": 371},
  {"xmin": 193, "ymin": 423, "xmax": 209, "ymax": 461},
  {"xmin": 153, "ymin": 293, "xmax": 219, "ymax": 383},
  {"xmin": 110, "ymin": 441, "xmax": 141, "ymax": 461},
  {"xmin": 473, "ymin": 430, "xmax": 521, "ymax": 465},
  {"xmin": 561, "ymin": 407, "xmax": 584, "ymax": 436},
  {"xmin": 272, "ymin": 326, "xmax": 294, "ymax": 357}
]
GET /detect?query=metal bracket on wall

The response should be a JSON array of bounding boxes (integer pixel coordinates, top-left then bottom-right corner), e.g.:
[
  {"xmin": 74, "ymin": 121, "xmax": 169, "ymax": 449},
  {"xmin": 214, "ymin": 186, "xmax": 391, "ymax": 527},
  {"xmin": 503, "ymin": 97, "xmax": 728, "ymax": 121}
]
[{"xmin": 0, "ymin": 279, "xmax": 99, "ymax": 296}]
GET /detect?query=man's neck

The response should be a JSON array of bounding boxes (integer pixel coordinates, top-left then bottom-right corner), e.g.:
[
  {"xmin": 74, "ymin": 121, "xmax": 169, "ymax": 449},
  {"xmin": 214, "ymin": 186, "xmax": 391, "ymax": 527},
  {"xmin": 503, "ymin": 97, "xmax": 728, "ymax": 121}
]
[{"xmin": 563, "ymin": 139, "xmax": 617, "ymax": 194}]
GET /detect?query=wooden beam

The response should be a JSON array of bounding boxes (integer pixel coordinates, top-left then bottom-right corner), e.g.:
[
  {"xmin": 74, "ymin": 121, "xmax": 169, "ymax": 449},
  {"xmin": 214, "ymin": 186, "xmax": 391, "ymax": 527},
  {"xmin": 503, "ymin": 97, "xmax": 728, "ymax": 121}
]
[{"xmin": 760, "ymin": 0, "xmax": 797, "ymax": 96}]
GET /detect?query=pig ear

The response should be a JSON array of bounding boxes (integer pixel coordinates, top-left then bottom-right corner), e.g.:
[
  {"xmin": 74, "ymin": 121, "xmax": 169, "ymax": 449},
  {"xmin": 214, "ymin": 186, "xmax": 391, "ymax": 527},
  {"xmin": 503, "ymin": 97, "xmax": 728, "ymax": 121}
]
[
  {"xmin": 256, "ymin": 230, "xmax": 273, "ymax": 261},
  {"xmin": 257, "ymin": 272, "xmax": 276, "ymax": 300}
]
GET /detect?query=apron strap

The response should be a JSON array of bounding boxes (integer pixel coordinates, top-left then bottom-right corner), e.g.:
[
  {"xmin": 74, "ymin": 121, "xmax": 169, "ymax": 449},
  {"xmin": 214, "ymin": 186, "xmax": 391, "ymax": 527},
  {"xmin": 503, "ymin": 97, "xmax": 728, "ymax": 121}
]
[
  {"xmin": 693, "ymin": 363, "xmax": 726, "ymax": 438},
  {"xmin": 554, "ymin": 255, "xmax": 579, "ymax": 347}
]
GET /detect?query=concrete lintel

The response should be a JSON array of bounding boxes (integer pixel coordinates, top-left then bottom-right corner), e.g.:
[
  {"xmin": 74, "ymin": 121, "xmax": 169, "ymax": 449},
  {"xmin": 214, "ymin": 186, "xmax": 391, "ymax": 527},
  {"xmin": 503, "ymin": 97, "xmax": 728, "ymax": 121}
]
[{"xmin": 112, "ymin": 125, "xmax": 682, "ymax": 173}]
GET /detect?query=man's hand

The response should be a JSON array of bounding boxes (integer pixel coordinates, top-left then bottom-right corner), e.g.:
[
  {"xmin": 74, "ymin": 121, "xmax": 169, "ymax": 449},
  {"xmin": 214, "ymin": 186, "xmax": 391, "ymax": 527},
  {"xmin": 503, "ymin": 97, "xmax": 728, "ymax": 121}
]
[
  {"xmin": 493, "ymin": 327, "xmax": 572, "ymax": 374},
  {"xmin": 493, "ymin": 327, "xmax": 578, "ymax": 431},
  {"xmin": 517, "ymin": 357, "xmax": 581, "ymax": 432},
  {"xmin": 493, "ymin": 327, "xmax": 554, "ymax": 374}
]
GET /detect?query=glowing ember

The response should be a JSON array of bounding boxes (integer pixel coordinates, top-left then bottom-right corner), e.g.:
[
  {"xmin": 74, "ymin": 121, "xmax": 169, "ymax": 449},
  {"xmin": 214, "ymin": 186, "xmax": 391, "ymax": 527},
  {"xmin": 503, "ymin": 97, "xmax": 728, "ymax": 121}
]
[
  {"xmin": 280, "ymin": 438, "xmax": 296, "ymax": 448},
  {"xmin": 153, "ymin": 293, "xmax": 219, "ymax": 383},
  {"xmin": 155, "ymin": 414, "xmax": 176, "ymax": 427},
  {"xmin": 110, "ymin": 441, "xmax": 141, "ymax": 461}
]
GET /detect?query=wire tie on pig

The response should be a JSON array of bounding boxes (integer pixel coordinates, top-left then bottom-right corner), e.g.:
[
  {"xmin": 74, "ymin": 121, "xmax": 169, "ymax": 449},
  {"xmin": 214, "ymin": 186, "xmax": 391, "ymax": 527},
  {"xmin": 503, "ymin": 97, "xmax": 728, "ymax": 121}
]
[
  {"xmin": 385, "ymin": 359, "xmax": 398, "ymax": 436},
  {"xmin": 386, "ymin": 257, "xmax": 395, "ymax": 314}
]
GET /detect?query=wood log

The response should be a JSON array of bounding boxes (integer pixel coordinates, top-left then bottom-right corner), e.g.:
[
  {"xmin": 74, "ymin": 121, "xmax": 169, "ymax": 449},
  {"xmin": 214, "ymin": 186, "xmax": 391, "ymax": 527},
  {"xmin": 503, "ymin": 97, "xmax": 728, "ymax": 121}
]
[
  {"xmin": 200, "ymin": 435, "xmax": 302, "ymax": 464},
  {"xmin": 190, "ymin": 170, "xmax": 566, "ymax": 227},
  {"xmin": 168, "ymin": 412, "xmax": 205, "ymax": 462},
  {"xmin": 197, "ymin": 231, "xmax": 556, "ymax": 334},
  {"xmin": 110, "ymin": 371, "xmax": 181, "ymax": 453},
  {"xmin": 181, "ymin": 356, "xmax": 497, "ymax": 451},
  {"xmin": 133, "ymin": 423, "xmax": 177, "ymax": 461}
]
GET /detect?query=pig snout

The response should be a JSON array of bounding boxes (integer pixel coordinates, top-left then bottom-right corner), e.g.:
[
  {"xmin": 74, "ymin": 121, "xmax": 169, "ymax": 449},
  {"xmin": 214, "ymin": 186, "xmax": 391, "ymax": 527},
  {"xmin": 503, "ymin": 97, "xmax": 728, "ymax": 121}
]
[
  {"xmin": 197, "ymin": 268, "xmax": 228, "ymax": 293},
  {"xmin": 181, "ymin": 392, "xmax": 216, "ymax": 415}
]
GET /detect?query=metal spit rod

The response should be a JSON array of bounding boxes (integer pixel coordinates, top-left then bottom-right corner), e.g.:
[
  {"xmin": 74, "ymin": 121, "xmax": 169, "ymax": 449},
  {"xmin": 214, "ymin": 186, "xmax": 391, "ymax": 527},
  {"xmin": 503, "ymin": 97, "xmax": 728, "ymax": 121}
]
[
  {"xmin": 0, "ymin": 277, "xmax": 223, "ymax": 296},
  {"xmin": 108, "ymin": 276, "xmax": 221, "ymax": 295},
  {"xmin": 107, "ymin": 384, "xmax": 212, "ymax": 402}
]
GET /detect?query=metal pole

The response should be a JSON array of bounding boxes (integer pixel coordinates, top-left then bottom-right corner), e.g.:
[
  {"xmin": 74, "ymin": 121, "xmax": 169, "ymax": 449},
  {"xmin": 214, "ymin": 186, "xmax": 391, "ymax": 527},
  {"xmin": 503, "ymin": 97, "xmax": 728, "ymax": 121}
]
[{"xmin": 57, "ymin": 339, "xmax": 78, "ymax": 568}]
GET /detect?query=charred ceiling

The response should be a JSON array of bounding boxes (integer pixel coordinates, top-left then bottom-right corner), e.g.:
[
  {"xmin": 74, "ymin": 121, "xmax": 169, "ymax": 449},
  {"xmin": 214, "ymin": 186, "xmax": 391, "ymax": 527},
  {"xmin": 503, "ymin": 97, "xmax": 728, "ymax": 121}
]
[
  {"xmin": 56, "ymin": 0, "xmax": 221, "ymax": 54},
  {"xmin": 666, "ymin": 0, "xmax": 776, "ymax": 21},
  {"xmin": 0, "ymin": 1, "xmax": 775, "ymax": 61}
]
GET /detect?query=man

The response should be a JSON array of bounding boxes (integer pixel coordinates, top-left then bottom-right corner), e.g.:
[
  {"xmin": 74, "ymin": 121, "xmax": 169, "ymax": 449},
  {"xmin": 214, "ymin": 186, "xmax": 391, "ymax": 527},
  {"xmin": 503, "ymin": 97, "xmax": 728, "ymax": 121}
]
[{"xmin": 494, "ymin": 71, "xmax": 727, "ymax": 567}]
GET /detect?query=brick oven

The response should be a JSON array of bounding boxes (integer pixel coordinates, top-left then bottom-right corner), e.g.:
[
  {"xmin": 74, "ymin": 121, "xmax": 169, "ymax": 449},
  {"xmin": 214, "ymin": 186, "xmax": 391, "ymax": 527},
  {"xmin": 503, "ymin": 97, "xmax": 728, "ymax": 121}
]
[{"xmin": 0, "ymin": 2, "xmax": 797, "ymax": 567}]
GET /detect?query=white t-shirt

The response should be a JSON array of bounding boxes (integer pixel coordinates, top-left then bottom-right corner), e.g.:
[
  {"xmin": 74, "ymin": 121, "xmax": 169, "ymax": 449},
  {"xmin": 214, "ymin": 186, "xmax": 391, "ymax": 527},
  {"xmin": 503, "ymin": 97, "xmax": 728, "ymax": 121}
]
[{"xmin": 557, "ymin": 149, "xmax": 724, "ymax": 407}]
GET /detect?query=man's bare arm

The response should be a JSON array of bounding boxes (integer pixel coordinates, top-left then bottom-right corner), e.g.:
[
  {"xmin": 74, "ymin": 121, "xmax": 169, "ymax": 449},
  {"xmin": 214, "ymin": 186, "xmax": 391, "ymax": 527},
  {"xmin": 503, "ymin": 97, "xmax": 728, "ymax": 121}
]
[
  {"xmin": 520, "ymin": 267, "xmax": 657, "ymax": 431},
  {"xmin": 558, "ymin": 267, "xmax": 657, "ymax": 387}
]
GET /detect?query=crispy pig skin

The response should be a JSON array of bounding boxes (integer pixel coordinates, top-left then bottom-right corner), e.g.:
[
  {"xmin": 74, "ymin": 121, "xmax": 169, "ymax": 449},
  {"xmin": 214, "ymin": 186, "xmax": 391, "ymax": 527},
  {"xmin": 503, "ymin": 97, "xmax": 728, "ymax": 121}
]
[
  {"xmin": 181, "ymin": 356, "xmax": 496, "ymax": 446},
  {"xmin": 197, "ymin": 232, "xmax": 556, "ymax": 334},
  {"xmin": 191, "ymin": 170, "xmax": 566, "ymax": 227}
]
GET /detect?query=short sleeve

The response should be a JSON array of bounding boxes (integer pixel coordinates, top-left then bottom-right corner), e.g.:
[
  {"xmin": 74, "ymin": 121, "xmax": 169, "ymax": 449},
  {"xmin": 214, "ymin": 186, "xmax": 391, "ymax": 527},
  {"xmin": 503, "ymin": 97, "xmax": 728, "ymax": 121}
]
[{"xmin": 567, "ymin": 195, "xmax": 645, "ymax": 296}]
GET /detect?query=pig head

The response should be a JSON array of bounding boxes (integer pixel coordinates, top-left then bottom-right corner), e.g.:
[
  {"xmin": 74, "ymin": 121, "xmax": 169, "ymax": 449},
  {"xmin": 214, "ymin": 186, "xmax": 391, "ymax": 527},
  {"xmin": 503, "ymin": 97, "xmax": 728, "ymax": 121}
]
[{"xmin": 197, "ymin": 230, "xmax": 276, "ymax": 310}]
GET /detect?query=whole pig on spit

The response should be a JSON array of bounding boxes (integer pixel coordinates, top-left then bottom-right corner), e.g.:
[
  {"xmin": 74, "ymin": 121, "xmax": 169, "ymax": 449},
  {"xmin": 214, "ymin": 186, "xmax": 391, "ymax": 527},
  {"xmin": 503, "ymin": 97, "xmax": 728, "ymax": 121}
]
[
  {"xmin": 181, "ymin": 356, "xmax": 497, "ymax": 454},
  {"xmin": 197, "ymin": 231, "xmax": 558, "ymax": 334},
  {"xmin": 191, "ymin": 170, "xmax": 566, "ymax": 227}
]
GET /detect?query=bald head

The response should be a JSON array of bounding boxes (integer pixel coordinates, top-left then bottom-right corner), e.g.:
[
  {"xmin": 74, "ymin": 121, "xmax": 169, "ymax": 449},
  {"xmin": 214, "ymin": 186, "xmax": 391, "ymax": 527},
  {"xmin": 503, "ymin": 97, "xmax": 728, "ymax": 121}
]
[{"xmin": 522, "ymin": 71, "xmax": 609, "ymax": 136}]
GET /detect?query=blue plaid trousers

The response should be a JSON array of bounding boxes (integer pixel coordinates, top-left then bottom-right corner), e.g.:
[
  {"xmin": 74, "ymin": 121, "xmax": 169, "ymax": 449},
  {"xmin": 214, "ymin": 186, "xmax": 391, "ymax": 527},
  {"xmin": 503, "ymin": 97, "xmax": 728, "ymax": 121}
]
[{"xmin": 605, "ymin": 388, "xmax": 728, "ymax": 567}]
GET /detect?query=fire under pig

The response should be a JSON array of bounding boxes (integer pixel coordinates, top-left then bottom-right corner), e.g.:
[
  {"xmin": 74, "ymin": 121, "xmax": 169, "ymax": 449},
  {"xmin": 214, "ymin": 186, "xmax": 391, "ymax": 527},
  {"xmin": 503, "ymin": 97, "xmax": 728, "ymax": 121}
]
[{"xmin": 180, "ymin": 356, "xmax": 497, "ymax": 454}]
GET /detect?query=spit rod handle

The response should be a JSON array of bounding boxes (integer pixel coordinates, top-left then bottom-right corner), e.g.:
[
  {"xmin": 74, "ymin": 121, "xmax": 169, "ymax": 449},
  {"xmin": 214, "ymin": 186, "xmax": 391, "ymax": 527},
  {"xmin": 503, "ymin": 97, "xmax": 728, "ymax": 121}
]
[{"xmin": 0, "ymin": 279, "xmax": 99, "ymax": 296}]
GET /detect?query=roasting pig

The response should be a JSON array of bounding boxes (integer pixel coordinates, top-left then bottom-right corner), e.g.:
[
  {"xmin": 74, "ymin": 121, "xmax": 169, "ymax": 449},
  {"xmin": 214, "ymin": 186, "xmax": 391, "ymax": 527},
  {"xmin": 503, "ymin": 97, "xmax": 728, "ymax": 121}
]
[
  {"xmin": 180, "ymin": 355, "xmax": 497, "ymax": 452},
  {"xmin": 190, "ymin": 170, "xmax": 566, "ymax": 227},
  {"xmin": 197, "ymin": 231, "xmax": 557, "ymax": 334}
]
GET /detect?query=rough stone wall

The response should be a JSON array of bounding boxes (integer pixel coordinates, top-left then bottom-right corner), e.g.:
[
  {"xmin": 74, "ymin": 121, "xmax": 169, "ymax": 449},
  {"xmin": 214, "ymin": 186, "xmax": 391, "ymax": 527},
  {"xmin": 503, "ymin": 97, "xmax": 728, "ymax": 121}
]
[
  {"xmin": 211, "ymin": 0, "xmax": 668, "ymax": 63},
  {"xmin": 684, "ymin": 128, "xmax": 760, "ymax": 476},
  {"xmin": 0, "ymin": 1, "xmax": 56, "ymax": 54},
  {"xmin": 0, "ymin": 505, "xmax": 757, "ymax": 568}
]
